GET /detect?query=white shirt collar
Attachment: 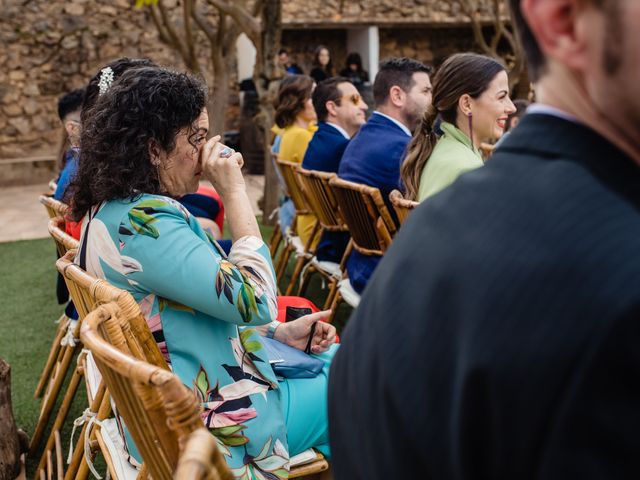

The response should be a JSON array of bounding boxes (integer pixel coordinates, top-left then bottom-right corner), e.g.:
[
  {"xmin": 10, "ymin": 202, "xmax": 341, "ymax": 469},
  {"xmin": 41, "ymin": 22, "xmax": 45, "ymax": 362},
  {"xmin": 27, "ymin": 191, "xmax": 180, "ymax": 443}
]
[
  {"xmin": 325, "ymin": 122, "xmax": 351, "ymax": 140},
  {"xmin": 526, "ymin": 104, "xmax": 580, "ymax": 124},
  {"xmin": 373, "ymin": 111, "xmax": 412, "ymax": 137}
]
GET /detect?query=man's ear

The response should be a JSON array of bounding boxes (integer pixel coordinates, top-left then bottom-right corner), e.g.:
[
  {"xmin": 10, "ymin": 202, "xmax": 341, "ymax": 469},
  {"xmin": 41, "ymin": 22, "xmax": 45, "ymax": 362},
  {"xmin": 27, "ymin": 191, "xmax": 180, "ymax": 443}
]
[
  {"xmin": 522, "ymin": 0, "xmax": 590, "ymax": 71},
  {"xmin": 64, "ymin": 120, "xmax": 77, "ymax": 138},
  {"xmin": 388, "ymin": 85, "xmax": 405, "ymax": 108},
  {"xmin": 326, "ymin": 100, "xmax": 339, "ymax": 118}
]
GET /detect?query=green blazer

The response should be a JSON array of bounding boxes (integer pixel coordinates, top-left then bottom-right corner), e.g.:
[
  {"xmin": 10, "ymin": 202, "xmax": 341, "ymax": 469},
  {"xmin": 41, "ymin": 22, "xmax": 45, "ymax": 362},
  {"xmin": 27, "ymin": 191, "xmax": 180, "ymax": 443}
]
[{"xmin": 418, "ymin": 121, "xmax": 484, "ymax": 201}]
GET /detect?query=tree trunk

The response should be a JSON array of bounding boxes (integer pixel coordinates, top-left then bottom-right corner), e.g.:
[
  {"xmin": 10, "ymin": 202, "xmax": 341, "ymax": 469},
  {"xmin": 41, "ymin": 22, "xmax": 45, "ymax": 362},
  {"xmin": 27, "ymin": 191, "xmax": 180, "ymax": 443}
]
[
  {"xmin": 208, "ymin": 68, "xmax": 229, "ymax": 137},
  {"xmin": 254, "ymin": 0, "xmax": 283, "ymax": 224},
  {"xmin": 0, "ymin": 359, "xmax": 24, "ymax": 480}
]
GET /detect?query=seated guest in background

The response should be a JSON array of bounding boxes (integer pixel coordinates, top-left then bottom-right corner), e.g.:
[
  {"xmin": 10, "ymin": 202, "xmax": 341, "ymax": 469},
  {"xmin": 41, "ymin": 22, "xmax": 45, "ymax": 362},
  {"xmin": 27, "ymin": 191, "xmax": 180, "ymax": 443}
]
[
  {"xmin": 179, "ymin": 184, "xmax": 225, "ymax": 239},
  {"xmin": 495, "ymin": 98, "xmax": 530, "ymax": 148},
  {"xmin": 310, "ymin": 45, "xmax": 334, "ymax": 83},
  {"xmin": 303, "ymin": 76, "xmax": 368, "ymax": 173},
  {"xmin": 275, "ymin": 74, "xmax": 318, "ymax": 245},
  {"xmin": 72, "ymin": 66, "xmax": 338, "ymax": 475},
  {"xmin": 329, "ymin": 0, "xmax": 640, "ymax": 478},
  {"xmin": 401, "ymin": 53, "xmax": 515, "ymax": 202},
  {"xmin": 303, "ymin": 76, "xmax": 368, "ymax": 262},
  {"xmin": 339, "ymin": 52, "xmax": 370, "ymax": 90},
  {"xmin": 278, "ymin": 48, "xmax": 303, "ymax": 75},
  {"xmin": 54, "ymin": 88, "xmax": 85, "ymax": 202},
  {"xmin": 338, "ymin": 57, "xmax": 432, "ymax": 293}
]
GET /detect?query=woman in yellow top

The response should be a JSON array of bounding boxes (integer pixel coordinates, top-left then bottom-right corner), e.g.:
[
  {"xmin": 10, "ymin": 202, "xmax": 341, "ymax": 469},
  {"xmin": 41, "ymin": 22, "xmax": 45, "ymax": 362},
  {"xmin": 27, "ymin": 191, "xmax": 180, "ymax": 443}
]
[
  {"xmin": 274, "ymin": 74, "xmax": 318, "ymax": 245},
  {"xmin": 401, "ymin": 53, "xmax": 516, "ymax": 201}
]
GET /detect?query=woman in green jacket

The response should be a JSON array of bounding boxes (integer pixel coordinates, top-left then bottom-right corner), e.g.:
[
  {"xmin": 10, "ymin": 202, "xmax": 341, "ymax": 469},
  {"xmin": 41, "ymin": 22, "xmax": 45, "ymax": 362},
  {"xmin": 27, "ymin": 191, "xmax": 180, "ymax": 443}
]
[{"xmin": 401, "ymin": 53, "xmax": 516, "ymax": 201}]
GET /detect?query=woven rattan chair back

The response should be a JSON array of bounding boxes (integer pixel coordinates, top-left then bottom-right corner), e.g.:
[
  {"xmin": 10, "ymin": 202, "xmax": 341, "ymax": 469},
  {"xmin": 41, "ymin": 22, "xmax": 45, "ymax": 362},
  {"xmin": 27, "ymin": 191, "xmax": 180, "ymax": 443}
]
[
  {"xmin": 48, "ymin": 216, "xmax": 79, "ymax": 258},
  {"xmin": 276, "ymin": 159, "xmax": 310, "ymax": 215},
  {"xmin": 328, "ymin": 177, "xmax": 396, "ymax": 255},
  {"xmin": 81, "ymin": 303, "xmax": 231, "ymax": 480},
  {"xmin": 389, "ymin": 189, "xmax": 418, "ymax": 226},
  {"xmin": 56, "ymin": 251, "xmax": 168, "ymax": 370},
  {"xmin": 296, "ymin": 168, "xmax": 347, "ymax": 232},
  {"xmin": 40, "ymin": 195, "xmax": 69, "ymax": 219}
]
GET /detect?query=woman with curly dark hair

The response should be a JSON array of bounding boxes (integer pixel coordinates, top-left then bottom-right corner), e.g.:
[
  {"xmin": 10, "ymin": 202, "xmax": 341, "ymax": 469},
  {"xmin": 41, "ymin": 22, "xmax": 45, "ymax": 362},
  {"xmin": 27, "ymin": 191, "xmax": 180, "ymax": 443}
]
[{"xmin": 73, "ymin": 66, "xmax": 337, "ymax": 477}]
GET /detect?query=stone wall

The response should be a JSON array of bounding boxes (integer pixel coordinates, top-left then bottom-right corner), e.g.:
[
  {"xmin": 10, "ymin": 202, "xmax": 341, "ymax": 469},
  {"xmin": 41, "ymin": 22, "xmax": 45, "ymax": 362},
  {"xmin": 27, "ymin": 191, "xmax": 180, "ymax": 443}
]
[{"xmin": 283, "ymin": 0, "xmax": 496, "ymax": 26}]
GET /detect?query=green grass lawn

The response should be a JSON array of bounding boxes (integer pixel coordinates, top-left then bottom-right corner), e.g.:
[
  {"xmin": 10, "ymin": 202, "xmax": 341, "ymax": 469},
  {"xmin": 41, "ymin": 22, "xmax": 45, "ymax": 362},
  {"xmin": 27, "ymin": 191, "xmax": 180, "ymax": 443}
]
[{"xmin": 0, "ymin": 220, "xmax": 353, "ymax": 475}]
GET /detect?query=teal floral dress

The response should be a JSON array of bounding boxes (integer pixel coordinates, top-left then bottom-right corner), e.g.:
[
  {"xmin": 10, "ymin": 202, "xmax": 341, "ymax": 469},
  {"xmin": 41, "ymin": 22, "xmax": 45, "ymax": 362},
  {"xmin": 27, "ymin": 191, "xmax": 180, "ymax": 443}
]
[{"xmin": 78, "ymin": 193, "xmax": 318, "ymax": 479}]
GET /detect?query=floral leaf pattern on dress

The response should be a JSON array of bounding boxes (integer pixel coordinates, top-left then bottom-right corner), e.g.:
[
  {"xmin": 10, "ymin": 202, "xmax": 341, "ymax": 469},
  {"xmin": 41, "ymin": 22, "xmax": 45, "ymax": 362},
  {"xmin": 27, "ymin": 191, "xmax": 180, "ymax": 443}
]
[
  {"xmin": 193, "ymin": 365, "xmax": 271, "ymax": 449},
  {"xmin": 158, "ymin": 297, "xmax": 194, "ymax": 314},
  {"xmin": 230, "ymin": 436, "xmax": 289, "ymax": 480},
  {"xmin": 216, "ymin": 261, "xmax": 263, "ymax": 323},
  {"xmin": 128, "ymin": 199, "xmax": 168, "ymax": 238}
]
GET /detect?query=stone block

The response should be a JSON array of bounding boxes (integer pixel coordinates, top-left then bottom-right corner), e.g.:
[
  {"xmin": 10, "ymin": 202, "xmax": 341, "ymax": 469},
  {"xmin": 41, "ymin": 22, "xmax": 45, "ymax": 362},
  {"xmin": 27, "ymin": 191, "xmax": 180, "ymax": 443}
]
[
  {"xmin": 8, "ymin": 117, "xmax": 30, "ymax": 135},
  {"xmin": 3, "ymin": 104, "xmax": 23, "ymax": 117},
  {"xmin": 64, "ymin": 3, "xmax": 85, "ymax": 16},
  {"xmin": 8, "ymin": 71, "xmax": 25, "ymax": 82},
  {"xmin": 23, "ymin": 99, "xmax": 40, "ymax": 115}
]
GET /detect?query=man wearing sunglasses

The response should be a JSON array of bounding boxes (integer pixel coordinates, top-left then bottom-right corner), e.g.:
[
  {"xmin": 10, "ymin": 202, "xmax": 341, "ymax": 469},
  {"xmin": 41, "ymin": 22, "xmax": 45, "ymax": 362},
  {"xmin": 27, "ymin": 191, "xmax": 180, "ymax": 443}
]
[
  {"xmin": 302, "ymin": 77, "xmax": 369, "ymax": 263},
  {"xmin": 303, "ymin": 76, "xmax": 368, "ymax": 174}
]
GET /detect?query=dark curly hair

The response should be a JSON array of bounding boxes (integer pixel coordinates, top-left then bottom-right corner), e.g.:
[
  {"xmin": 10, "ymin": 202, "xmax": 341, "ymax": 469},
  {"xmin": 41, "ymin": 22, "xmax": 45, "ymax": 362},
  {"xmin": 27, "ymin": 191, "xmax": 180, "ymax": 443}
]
[
  {"xmin": 70, "ymin": 66, "xmax": 207, "ymax": 221},
  {"xmin": 273, "ymin": 74, "xmax": 315, "ymax": 128},
  {"xmin": 81, "ymin": 57, "xmax": 156, "ymax": 124}
]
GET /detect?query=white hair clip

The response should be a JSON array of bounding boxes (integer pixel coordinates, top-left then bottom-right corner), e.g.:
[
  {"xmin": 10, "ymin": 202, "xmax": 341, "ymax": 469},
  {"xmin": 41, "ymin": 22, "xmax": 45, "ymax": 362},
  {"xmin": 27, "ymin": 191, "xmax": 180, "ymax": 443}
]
[{"xmin": 97, "ymin": 67, "xmax": 115, "ymax": 96}]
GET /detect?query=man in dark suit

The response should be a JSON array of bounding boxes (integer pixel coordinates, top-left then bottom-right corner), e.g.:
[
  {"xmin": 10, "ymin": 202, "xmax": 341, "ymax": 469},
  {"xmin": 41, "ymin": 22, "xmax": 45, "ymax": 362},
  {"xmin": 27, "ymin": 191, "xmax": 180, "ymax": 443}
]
[
  {"xmin": 302, "ymin": 77, "xmax": 369, "ymax": 262},
  {"xmin": 329, "ymin": 0, "xmax": 640, "ymax": 479},
  {"xmin": 337, "ymin": 57, "xmax": 432, "ymax": 292},
  {"xmin": 303, "ymin": 77, "xmax": 368, "ymax": 173}
]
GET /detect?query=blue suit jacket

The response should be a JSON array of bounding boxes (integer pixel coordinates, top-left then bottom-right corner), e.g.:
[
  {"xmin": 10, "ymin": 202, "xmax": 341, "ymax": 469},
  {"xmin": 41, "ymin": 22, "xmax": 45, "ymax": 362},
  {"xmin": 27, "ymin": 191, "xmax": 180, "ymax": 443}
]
[
  {"xmin": 338, "ymin": 113, "xmax": 411, "ymax": 293},
  {"xmin": 338, "ymin": 112, "xmax": 411, "ymax": 197},
  {"xmin": 302, "ymin": 122, "xmax": 350, "ymax": 173}
]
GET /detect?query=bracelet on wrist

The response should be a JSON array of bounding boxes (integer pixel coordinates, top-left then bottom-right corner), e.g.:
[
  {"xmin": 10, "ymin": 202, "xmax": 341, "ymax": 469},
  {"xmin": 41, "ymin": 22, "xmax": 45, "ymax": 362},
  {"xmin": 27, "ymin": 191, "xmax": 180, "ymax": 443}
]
[{"xmin": 266, "ymin": 320, "xmax": 280, "ymax": 339}]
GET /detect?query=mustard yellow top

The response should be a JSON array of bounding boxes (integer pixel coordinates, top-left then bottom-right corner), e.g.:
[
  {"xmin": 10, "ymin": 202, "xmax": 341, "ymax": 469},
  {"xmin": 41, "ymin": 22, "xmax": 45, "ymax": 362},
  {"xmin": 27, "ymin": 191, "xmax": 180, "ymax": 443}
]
[
  {"xmin": 278, "ymin": 124, "xmax": 317, "ymax": 164},
  {"xmin": 277, "ymin": 124, "xmax": 319, "ymax": 247}
]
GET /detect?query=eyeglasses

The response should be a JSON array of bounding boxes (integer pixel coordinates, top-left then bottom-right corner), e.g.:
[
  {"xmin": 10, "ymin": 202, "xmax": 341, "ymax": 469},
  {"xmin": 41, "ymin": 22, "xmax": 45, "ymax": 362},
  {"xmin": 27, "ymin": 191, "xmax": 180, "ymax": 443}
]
[{"xmin": 340, "ymin": 93, "xmax": 362, "ymax": 106}]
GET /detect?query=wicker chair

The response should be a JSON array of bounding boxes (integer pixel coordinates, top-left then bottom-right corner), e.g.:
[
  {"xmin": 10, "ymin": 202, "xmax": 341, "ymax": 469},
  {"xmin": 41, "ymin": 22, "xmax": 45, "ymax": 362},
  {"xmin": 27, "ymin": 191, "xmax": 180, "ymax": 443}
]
[
  {"xmin": 273, "ymin": 159, "xmax": 317, "ymax": 291},
  {"xmin": 389, "ymin": 189, "xmax": 419, "ymax": 227},
  {"xmin": 80, "ymin": 302, "xmax": 231, "ymax": 480},
  {"xmin": 33, "ymin": 251, "xmax": 169, "ymax": 480},
  {"xmin": 174, "ymin": 429, "xmax": 227, "ymax": 480},
  {"xmin": 326, "ymin": 178, "xmax": 397, "ymax": 317},
  {"xmin": 32, "ymin": 219, "xmax": 76, "ymax": 401},
  {"xmin": 294, "ymin": 168, "xmax": 350, "ymax": 309},
  {"xmin": 39, "ymin": 195, "xmax": 69, "ymax": 219}
]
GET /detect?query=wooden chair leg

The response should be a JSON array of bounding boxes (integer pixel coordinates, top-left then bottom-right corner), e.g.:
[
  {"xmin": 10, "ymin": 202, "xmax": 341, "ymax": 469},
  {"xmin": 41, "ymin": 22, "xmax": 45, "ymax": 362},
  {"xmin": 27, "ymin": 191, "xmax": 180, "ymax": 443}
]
[
  {"xmin": 65, "ymin": 388, "xmax": 111, "ymax": 480},
  {"xmin": 286, "ymin": 256, "xmax": 308, "ymax": 296},
  {"xmin": 34, "ymin": 364, "xmax": 84, "ymax": 476},
  {"xmin": 269, "ymin": 224, "xmax": 283, "ymax": 259},
  {"xmin": 35, "ymin": 315, "xmax": 69, "ymax": 399},
  {"xmin": 297, "ymin": 264, "xmax": 317, "ymax": 298},
  {"xmin": 322, "ymin": 279, "xmax": 339, "ymax": 311},
  {"xmin": 276, "ymin": 244, "xmax": 293, "ymax": 284},
  {"xmin": 327, "ymin": 290, "xmax": 343, "ymax": 324},
  {"xmin": 30, "ymin": 344, "xmax": 79, "ymax": 455}
]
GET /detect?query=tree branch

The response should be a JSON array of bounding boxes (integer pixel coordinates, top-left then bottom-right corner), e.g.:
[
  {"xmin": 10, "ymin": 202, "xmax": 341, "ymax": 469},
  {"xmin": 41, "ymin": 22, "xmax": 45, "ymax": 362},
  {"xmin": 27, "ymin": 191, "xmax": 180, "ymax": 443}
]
[
  {"xmin": 206, "ymin": 0, "xmax": 260, "ymax": 42},
  {"xmin": 156, "ymin": 0, "xmax": 191, "ymax": 66},
  {"xmin": 183, "ymin": 0, "xmax": 200, "ymax": 73}
]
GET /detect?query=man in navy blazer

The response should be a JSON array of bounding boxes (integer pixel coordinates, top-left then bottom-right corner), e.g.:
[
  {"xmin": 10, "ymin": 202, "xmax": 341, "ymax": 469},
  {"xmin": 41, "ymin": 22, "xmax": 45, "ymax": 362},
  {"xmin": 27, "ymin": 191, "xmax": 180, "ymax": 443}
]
[
  {"xmin": 329, "ymin": 1, "xmax": 640, "ymax": 478},
  {"xmin": 303, "ymin": 77, "xmax": 369, "ymax": 173},
  {"xmin": 338, "ymin": 57, "xmax": 432, "ymax": 293},
  {"xmin": 302, "ymin": 77, "xmax": 369, "ymax": 262}
]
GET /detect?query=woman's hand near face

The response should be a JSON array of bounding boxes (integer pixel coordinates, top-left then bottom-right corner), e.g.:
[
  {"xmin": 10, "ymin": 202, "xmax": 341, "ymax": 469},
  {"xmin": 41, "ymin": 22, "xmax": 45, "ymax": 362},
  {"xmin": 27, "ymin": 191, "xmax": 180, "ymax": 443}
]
[
  {"xmin": 273, "ymin": 310, "xmax": 336, "ymax": 354},
  {"xmin": 200, "ymin": 135, "xmax": 260, "ymax": 241},
  {"xmin": 201, "ymin": 135, "xmax": 246, "ymax": 198}
]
